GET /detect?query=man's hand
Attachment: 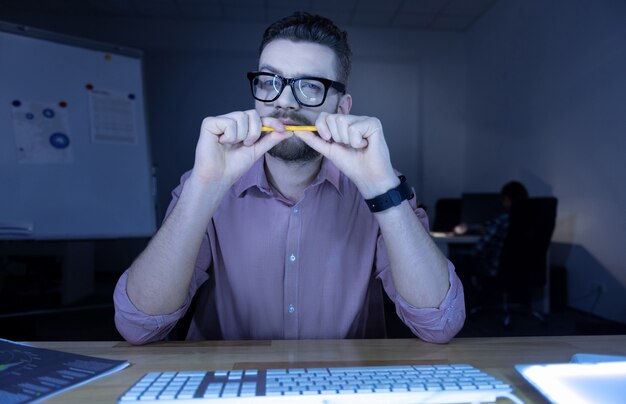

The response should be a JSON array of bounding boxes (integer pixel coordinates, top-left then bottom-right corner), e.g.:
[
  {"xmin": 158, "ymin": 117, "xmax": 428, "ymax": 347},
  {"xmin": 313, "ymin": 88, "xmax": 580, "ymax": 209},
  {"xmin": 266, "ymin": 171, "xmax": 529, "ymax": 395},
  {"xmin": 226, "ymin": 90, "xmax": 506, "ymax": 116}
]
[
  {"xmin": 294, "ymin": 112, "xmax": 399, "ymax": 198},
  {"xmin": 192, "ymin": 110, "xmax": 291, "ymax": 186}
]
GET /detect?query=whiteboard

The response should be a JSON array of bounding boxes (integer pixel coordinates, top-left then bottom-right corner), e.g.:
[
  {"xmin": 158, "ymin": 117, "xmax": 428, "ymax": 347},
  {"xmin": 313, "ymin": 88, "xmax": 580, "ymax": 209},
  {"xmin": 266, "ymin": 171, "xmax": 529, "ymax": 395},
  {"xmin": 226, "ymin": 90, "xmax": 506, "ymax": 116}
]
[{"xmin": 0, "ymin": 22, "xmax": 156, "ymax": 239}]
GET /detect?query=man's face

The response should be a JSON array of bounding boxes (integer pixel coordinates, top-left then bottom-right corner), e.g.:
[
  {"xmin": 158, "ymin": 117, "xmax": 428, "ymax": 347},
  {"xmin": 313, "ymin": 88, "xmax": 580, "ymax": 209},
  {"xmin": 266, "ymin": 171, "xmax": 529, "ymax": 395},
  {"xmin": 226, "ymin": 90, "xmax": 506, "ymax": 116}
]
[{"xmin": 255, "ymin": 39, "xmax": 350, "ymax": 162}]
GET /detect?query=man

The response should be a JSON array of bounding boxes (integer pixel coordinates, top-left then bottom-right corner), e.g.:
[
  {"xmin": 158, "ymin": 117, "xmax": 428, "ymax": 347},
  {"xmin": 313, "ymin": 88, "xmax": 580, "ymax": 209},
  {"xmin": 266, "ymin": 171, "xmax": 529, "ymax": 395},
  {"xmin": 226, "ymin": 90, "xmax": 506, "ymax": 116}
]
[{"xmin": 114, "ymin": 12, "xmax": 465, "ymax": 344}]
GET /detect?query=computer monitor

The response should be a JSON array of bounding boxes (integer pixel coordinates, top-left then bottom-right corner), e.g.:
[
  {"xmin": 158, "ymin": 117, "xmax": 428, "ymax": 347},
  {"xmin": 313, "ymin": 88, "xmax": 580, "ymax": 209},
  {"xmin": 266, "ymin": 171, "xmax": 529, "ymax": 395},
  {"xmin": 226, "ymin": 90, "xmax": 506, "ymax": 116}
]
[{"xmin": 460, "ymin": 193, "xmax": 503, "ymax": 226}]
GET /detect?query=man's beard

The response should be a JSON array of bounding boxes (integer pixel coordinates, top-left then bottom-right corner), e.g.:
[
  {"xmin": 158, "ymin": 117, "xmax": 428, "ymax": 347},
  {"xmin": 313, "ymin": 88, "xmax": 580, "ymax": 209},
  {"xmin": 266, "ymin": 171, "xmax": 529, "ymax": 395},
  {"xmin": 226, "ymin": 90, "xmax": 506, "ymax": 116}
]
[
  {"xmin": 268, "ymin": 137, "xmax": 320, "ymax": 162},
  {"xmin": 267, "ymin": 112, "xmax": 320, "ymax": 163}
]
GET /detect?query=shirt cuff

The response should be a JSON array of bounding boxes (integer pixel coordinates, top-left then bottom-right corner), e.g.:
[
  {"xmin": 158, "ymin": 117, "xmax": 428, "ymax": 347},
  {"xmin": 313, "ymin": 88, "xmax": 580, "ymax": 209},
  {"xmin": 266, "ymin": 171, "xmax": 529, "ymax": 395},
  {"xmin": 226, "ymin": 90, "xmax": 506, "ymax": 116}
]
[
  {"xmin": 113, "ymin": 271, "xmax": 191, "ymax": 345},
  {"xmin": 393, "ymin": 261, "xmax": 466, "ymax": 343}
]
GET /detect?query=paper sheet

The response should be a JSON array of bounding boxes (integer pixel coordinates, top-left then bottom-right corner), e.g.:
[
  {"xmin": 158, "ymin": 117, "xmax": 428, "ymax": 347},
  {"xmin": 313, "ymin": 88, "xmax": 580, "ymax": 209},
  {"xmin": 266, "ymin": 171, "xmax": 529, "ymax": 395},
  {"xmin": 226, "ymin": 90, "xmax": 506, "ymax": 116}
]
[
  {"xmin": 0, "ymin": 338, "xmax": 129, "ymax": 403},
  {"xmin": 89, "ymin": 88, "xmax": 138, "ymax": 144},
  {"xmin": 11, "ymin": 101, "xmax": 74, "ymax": 164}
]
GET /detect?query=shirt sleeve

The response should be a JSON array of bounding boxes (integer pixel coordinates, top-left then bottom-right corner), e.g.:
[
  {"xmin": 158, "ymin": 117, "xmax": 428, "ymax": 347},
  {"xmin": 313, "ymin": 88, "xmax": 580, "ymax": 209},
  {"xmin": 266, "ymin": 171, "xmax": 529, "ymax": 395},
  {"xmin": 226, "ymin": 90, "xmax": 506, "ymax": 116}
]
[
  {"xmin": 376, "ymin": 200, "xmax": 466, "ymax": 344},
  {"xmin": 113, "ymin": 271, "xmax": 193, "ymax": 345},
  {"xmin": 381, "ymin": 261, "xmax": 466, "ymax": 344},
  {"xmin": 113, "ymin": 170, "xmax": 212, "ymax": 345}
]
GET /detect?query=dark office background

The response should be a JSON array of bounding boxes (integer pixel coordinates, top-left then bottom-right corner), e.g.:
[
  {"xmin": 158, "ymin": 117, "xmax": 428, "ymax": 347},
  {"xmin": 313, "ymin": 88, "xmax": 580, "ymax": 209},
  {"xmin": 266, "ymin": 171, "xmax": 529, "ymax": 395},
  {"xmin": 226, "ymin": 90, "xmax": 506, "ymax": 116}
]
[{"xmin": 1, "ymin": 0, "xmax": 625, "ymax": 340}]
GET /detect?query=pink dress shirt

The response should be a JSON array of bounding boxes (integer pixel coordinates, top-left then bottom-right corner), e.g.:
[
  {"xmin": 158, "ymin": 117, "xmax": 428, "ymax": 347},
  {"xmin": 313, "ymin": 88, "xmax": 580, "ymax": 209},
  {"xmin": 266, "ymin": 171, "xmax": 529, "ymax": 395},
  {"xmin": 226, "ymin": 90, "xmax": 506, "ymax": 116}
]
[{"xmin": 114, "ymin": 157, "xmax": 465, "ymax": 344}]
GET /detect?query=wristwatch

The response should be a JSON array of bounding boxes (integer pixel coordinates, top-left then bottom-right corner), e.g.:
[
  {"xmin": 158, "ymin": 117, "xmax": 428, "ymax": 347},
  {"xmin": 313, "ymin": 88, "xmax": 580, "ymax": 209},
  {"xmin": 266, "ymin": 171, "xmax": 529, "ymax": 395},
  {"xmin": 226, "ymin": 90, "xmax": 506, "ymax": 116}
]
[{"xmin": 365, "ymin": 176, "xmax": 415, "ymax": 212}]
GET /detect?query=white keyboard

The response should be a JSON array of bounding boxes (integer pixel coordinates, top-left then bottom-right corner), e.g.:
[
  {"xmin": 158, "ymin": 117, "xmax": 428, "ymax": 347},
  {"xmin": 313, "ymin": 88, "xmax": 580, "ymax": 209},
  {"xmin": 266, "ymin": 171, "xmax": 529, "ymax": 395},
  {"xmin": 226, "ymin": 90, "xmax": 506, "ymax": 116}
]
[{"xmin": 118, "ymin": 364, "xmax": 514, "ymax": 403}]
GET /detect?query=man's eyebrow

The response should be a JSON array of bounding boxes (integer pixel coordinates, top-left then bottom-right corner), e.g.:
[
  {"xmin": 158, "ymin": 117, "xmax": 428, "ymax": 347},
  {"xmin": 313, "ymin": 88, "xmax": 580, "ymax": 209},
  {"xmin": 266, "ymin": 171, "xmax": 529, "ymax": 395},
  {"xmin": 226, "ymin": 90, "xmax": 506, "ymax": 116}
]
[
  {"xmin": 258, "ymin": 64, "xmax": 283, "ymax": 75},
  {"xmin": 258, "ymin": 64, "xmax": 328, "ymax": 79}
]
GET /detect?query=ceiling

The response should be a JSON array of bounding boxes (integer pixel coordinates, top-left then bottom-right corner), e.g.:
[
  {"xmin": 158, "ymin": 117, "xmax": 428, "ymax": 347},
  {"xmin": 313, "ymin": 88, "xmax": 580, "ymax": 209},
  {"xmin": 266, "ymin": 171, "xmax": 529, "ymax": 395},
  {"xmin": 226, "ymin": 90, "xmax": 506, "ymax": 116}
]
[{"xmin": 0, "ymin": 0, "xmax": 500, "ymax": 32}]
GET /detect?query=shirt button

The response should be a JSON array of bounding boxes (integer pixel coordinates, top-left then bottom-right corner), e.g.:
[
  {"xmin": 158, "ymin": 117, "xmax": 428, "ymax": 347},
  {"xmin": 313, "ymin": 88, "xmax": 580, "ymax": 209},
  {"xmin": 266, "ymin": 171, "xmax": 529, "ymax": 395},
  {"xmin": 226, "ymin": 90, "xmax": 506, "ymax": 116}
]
[
  {"xmin": 293, "ymin": 208, "xmax": 299, "ymax": 213},
  {"xmin": 288, "ymin": 304, "xmax": 296, "ymax": 314},
  {"xmin": 290, "ymin": 254, "xmax": 296, "ymax": 262}
]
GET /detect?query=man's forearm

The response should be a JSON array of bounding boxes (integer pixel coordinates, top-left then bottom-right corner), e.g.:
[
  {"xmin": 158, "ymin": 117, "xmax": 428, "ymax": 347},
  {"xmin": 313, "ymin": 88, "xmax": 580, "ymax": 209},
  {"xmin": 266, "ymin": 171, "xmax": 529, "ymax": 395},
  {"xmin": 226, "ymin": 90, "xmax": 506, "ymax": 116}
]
[
  {"xmin": 375, "ymin": 201, "xmax": 450, "ymax": 308},
  {"xmin": 126, "ymin": 175, "xmax": 228, "ymax": 315}
]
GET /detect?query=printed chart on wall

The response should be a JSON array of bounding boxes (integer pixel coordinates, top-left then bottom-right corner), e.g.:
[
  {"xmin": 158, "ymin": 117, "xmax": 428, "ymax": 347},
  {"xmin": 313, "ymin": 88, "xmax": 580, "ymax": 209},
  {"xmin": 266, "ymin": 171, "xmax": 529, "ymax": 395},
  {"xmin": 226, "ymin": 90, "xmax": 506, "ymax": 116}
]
[{"xmin": 88, "ymin": 86, "xmax": 139, "ymax": 144}]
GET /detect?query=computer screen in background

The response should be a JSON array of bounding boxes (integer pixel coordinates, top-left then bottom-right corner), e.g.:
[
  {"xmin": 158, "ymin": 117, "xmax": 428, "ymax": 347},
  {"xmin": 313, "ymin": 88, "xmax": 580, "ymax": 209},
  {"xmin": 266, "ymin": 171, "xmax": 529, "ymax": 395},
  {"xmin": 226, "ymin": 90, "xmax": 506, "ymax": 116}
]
[{"xmin": 460, "ymin": 193, "xmax": 502, "ymax": 227}]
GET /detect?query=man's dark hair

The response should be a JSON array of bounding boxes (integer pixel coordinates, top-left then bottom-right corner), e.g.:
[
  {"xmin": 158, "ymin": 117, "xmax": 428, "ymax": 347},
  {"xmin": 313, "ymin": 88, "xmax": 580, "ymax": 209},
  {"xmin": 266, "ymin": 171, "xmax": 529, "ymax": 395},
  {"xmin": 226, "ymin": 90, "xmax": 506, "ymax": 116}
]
[
  {"xmin": 500, "ymin": 181, "xmax": 529, "ymax": 205},
  {"xmin": 259, "ymin": 12, "xmax": 352, "ymax": 85}
]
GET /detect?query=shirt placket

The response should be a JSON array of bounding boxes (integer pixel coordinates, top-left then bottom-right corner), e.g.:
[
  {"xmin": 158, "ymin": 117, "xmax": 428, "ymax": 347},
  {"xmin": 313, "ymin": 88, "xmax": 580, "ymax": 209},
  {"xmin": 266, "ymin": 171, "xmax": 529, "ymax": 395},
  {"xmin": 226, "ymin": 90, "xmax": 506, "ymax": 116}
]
[{"xmin": 283, "ymin": 204, "xmax": 302, "ymax": 339}]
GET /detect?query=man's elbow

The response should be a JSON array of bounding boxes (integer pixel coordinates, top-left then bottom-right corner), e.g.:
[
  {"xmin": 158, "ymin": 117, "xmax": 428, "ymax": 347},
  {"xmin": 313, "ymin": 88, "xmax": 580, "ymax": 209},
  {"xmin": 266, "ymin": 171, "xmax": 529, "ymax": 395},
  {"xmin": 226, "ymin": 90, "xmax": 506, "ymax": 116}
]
[
  {"xmin": 114, "ymin": 313, "xmax": 165, "ymax": 345},
  {"xmin": 410, "ymin": 311, "xmax": 466, "ymax": 344}
]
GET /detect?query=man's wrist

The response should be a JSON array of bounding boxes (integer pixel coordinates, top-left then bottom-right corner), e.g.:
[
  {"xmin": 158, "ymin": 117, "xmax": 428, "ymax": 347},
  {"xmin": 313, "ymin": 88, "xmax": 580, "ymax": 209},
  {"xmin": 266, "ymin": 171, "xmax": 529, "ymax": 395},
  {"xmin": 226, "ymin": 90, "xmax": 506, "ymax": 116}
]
[
  {"xmin": 364, "ymin": 176, "xmax": 415, "ymax": 213},
  {"xmin": 357, "ymin": 174, "xmax": 401, "ymax": 199}
]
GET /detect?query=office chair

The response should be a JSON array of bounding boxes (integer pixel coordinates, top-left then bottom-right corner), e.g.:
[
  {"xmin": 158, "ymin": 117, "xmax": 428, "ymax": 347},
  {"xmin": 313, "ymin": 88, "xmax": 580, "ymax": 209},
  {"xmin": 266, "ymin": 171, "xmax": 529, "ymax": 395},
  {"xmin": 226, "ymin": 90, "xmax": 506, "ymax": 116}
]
[
  {"xmin": 432, "ymin": 198, "xmax": 462, "ymax": 232},
  {"xmin": 469, "ymin": 197, "xmax": 558, "ymax": 326},
  {"xmin": 460, "ymin": 193, "xmax": 502, "ymax": 228}
]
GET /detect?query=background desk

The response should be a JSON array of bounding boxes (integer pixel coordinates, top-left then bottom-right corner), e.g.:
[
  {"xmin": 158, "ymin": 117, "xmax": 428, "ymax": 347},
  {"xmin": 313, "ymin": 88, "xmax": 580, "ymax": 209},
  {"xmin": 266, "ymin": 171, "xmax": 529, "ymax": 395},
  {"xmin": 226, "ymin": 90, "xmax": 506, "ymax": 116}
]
[
  {"xmin": 34, "ymin": 335, "xmax": 626, "ymax": 403},
  {"xmin": 431, "ymin": 232, "xmax": 480, "ymax": 256}
]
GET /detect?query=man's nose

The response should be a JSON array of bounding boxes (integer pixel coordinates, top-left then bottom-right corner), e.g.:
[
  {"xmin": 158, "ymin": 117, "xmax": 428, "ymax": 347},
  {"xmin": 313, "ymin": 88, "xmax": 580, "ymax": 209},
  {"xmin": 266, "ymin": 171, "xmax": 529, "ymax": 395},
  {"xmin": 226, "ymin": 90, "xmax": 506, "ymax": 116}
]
[{"xmin": 274, "ymin": 84, "xmax": 299, "ymax": 109}]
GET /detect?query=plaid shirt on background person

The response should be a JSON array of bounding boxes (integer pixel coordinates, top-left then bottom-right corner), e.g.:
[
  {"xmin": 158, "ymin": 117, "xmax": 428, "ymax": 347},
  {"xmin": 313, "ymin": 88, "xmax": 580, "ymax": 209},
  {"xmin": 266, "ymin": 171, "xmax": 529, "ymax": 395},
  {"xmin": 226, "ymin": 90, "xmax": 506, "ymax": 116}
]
[{"xmin": 471, "ymin": 212, "xmax": 509, "ymax": 276}]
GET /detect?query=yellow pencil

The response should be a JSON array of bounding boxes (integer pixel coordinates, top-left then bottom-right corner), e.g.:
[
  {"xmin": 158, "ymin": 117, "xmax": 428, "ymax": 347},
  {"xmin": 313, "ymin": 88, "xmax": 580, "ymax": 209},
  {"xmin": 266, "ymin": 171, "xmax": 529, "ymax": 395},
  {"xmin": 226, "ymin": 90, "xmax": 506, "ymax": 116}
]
[{"xmin": 262, "ymin": 125, "xmax": 317, "ymax": 132}]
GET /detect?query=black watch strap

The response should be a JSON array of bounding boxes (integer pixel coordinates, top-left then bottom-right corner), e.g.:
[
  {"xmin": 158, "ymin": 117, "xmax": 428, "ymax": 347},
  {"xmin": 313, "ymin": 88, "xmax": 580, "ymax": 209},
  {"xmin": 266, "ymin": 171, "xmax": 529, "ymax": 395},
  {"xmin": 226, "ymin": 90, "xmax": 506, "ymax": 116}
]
[{"xmin": 365, "ymin": 176, "xmax": 415, "ymax": 213}]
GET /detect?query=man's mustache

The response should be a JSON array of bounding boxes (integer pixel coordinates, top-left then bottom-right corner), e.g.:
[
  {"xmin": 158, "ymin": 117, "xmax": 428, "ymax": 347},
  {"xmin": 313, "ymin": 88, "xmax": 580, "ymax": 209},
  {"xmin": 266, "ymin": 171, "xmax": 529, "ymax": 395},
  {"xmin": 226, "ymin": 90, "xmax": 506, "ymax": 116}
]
[{"xmin": 267, "ymin": 111, "xmax": 312, "ymax": 126}]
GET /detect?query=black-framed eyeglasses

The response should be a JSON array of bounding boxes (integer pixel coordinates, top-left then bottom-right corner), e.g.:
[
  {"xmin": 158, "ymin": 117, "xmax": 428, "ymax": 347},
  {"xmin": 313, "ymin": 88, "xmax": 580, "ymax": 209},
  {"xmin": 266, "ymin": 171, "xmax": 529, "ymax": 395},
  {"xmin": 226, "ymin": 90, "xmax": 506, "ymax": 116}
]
[{"xmin": 247, "ymin": 71, "xmax": 346, "ymax": 107}]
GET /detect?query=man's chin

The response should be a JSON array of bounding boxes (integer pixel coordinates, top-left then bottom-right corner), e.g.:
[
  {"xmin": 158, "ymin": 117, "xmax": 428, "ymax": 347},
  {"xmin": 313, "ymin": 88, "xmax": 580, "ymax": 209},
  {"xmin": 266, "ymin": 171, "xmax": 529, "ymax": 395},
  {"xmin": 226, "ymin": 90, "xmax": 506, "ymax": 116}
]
[{"xmin": 268, "ymin": 137, "xmax": 320, "ymax": 163}]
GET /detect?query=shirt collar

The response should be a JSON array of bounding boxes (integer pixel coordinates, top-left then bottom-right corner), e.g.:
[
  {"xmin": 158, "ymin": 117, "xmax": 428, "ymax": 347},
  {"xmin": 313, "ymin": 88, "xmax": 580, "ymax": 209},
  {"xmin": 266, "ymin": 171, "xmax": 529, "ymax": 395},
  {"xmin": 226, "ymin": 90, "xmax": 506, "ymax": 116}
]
[{"xmin": 233, "ymin": 156, "xmax": 342, "ymax": 197}]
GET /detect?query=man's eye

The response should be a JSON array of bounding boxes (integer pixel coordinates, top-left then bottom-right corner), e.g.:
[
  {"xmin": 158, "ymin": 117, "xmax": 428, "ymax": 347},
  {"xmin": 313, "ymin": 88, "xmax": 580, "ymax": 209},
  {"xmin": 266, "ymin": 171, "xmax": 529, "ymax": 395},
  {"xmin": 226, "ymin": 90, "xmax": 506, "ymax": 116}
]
[
  {"xmin": 300, "ymin": 81, "xmax": 323, "ymax": 92},
  {"xmin": 256, "ymin": 79, "xmax": 277, "ymax": 90}
]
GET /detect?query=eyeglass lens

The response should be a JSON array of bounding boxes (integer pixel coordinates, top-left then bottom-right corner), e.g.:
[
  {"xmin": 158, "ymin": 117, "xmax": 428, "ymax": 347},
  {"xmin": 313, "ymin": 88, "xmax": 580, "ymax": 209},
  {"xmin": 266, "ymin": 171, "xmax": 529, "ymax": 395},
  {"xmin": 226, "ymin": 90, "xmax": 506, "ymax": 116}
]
[{"xmin": 251, "ymin": 74, "xmax": 327, "ymax": 106}]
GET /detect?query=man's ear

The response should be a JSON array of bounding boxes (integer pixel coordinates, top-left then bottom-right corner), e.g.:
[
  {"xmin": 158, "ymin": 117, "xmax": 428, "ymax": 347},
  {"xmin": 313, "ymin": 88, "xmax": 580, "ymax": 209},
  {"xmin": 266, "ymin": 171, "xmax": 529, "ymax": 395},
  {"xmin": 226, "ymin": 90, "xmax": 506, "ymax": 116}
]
[{"xmin": 337, "ymin": 93, "xmax": 352, "ymax": 114}]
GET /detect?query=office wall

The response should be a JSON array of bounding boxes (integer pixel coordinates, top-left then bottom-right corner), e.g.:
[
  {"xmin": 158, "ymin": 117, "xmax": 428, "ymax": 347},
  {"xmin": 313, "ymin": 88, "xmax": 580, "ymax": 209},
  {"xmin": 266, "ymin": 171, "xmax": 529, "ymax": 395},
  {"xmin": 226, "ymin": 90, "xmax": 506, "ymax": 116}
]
[
  {"xmin": 465, "ymin": 0, "xmax": 626, "ymax": 323},
  {"xmin": 0, "ymin": 14, "xmax": 467, "ymax": 220}
]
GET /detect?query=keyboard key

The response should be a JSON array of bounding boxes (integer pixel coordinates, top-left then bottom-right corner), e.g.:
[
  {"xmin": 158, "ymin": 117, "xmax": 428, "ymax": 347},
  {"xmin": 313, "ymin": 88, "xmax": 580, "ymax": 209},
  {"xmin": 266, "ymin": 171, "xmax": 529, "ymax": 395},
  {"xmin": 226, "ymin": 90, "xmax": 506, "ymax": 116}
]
[
  {"xmin": 158, "ymin": 394, "xmax": 176, "ymax": 399},
  {"xmin": 228, "ymin": 370, "xmax": 243, "ymax": 379}
]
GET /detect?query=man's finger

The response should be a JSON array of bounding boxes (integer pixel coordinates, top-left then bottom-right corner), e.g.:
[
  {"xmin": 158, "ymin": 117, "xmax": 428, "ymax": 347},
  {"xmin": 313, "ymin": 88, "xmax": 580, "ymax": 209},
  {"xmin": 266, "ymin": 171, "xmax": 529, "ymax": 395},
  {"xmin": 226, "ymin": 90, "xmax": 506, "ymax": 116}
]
[
  {"xmin": 348, "ymin": 128, "xmax": 368, "ymax": 149},
  {"xmin": 314, "ymin": 112, "xmax": 334, "ymax": 142},
  {"xmin": 244, "ymin": 111, "xmax": 262, "ymax": 146},
  {"xmin": 293, "ymin": 131, "xmax": 331, "ymax": 157}
]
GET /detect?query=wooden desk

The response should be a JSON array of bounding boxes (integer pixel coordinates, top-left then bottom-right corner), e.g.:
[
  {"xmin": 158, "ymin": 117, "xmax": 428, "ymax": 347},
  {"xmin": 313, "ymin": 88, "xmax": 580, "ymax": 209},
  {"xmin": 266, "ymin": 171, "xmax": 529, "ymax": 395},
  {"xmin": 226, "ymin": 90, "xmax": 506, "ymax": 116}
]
[{"xmin": 33, "ymin": 335, "xmax": 626, "ymax": 403}]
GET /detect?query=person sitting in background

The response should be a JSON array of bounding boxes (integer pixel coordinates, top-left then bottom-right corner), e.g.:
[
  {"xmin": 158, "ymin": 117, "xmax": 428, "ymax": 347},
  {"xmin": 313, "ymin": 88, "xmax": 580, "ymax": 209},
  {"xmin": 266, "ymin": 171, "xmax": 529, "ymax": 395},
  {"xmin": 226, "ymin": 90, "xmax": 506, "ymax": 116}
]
[{"xmin": 454, "ymin": 181, "xmax": 528, "ymax": 284}]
